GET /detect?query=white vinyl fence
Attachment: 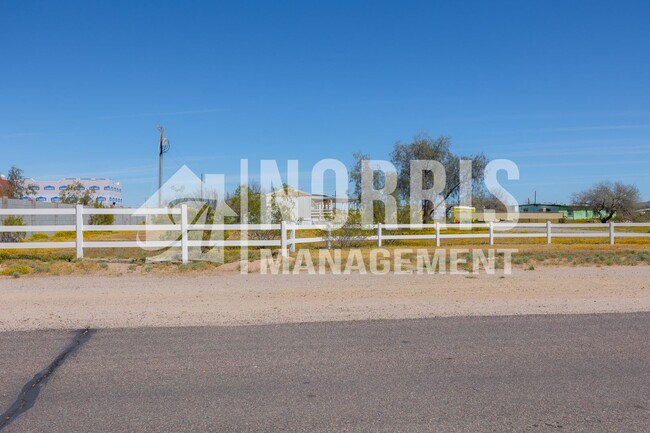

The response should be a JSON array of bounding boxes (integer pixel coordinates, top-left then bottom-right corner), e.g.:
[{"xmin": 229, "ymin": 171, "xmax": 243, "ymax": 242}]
[{"xmin": 1, "ymin": 206, "xmax": 649, "ymax": 264}]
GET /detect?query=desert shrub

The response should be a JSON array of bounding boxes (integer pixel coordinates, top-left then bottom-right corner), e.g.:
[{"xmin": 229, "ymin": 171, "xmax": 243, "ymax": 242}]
[
  {"xmin": 29, "ymin": 233, "xmax": 49, "ymax": 241},
  {"xmin": 327, "ymin": 211, "xmax": 372, "ymax": 248},
  {"xmin": 1, "ymin": 216, "xmax": 27, "ymax": 243},
  {"xmin": 88, "ymin": 202, "xmax": 115, "ymax": 226},
  {"xmin": 33, "ymin": 265, "xmax": 50, "ymax": 273}
]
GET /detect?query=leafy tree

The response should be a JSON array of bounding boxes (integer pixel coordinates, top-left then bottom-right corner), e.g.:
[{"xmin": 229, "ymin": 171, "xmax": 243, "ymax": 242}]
[
  {"xmin": 390, "ymin": 134, "xmax": 487, "ymax": 221},
  {"xmin": 225, "ymin": 183, "xmax": 299, "ymax": 241},
  {"xmin": 226, "ymin": 184, "xmax": 275, "ymax": 240},
  {"xmin": 350, "ymin": 133, "xmax": 488, "ymax": 222},
  {"xmin": 4, "ymin": 166, "xmax": 36, "ymax": 198},
  {"xmin": 349, "ymin": 152, "xmax": 395, "ymax": 223},
  {"xmin": 59, "ymin": 181, "xmax": 114, "ymax": 225},
  {"xmin": 571, "ymin": 181, "xmax": 641, "ymax": 223},
  {"xmin": 349, "ymin": 152, "xmax": 371, "ymax": 199},
  {"xmin": 59, "ymin": 181, "xmax": 95, "ymax": 205},
  {"xmin": 226, "ymin": 184, "xmax": 264, "ymax": 225},
  {"xmin": 226, "ymin": 184, "xmax": 295, "ymax": 224}
]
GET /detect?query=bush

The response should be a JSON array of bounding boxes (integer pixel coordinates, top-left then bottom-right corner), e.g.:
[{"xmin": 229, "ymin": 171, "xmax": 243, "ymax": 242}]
[
  {"xmin": 33, "ymin": 265, "xmax": 50, "ymax": 273},
  {"xmin": 1, "ymin": 216, "xmax": 26, "ymax": 243},
  {"xmin": 327, "ymin": 211, "xmax": 372, "ymax": 248},
  {"xmin": 88, "ymin": 203, "xmax": 115, "ymax": 226}
]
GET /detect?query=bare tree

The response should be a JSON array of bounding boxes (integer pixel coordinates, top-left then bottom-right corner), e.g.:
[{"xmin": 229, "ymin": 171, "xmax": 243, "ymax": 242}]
[{"xmin": 571, "ymin": 181, "xmax": 641, "ymax": 223}]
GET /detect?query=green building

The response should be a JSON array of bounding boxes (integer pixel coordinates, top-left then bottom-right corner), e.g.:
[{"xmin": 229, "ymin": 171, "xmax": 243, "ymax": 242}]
[{"xmin": 518, "ymin": 203, "xmax": 600, "ymax": 221}]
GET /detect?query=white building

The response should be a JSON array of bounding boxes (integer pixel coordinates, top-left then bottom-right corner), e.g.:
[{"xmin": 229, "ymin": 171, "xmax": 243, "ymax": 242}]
[
  {"xmin": 26, "ymin": 178, "xmax": 123, "ymax": 206},
  {"xmin": 263, "ymin": 188, "xmax": 355, "ymax": 223}
]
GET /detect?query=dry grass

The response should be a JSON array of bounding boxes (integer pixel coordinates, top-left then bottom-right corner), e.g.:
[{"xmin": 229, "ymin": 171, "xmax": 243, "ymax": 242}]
[
  {"xmin": 1, "ymin": 243, "xmax": 649, "ymax": 278},
  {"xmin": 1, "ymin": 227, "xmax": 649, "ymax": 277}
]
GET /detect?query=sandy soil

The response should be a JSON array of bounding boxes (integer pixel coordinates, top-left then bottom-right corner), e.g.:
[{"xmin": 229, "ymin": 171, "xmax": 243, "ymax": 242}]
[{"xmin": 1, "ymin": 266, "xmax": 649, "ymax": 331}]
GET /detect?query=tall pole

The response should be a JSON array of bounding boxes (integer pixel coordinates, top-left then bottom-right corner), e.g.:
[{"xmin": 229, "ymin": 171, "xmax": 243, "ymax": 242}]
[
  {"xmin": 158, "ymin": 126, "xmax": 164, "ymax": 208},
  {"xmin": 157, "ymin": 126, "xmax": 169, "ymax": 208}
]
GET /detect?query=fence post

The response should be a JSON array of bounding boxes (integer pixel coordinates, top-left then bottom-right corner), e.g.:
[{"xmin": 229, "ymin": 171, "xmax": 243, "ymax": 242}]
[
  {"xmin": 326, "ymin": 225, "xmax": 332, "ymax": 249},
  {"xmin": 546, "ymin": 221, "xmax": 552, "ymax": 244},
  {"xmin": 377, "ymin": 223, "xmax": 382, "ymax": 247},
  {"xmin": 281, "ymin": 221, "xmax": 288, "ymax": 258},
  {"xmin": 435, "ymin": 222, "xmax": 441, "ymax": 247},
  {"xmin": 488, "ymin": 221, "xmax": 494, "ymax": 246},
  {"xmin": 609, "ymin": 221, "xmax": 615, "ymax": 245},
  {"xmin": 181, "ymin": 204, "xmax": 189, "ymax": 264},
  {"xmin": 290, "ymin": 225, "xmax": 296, "ymax": 253},
  {"xmin": 75, "ymin": 205, "xmax": 84, "ymax": 259}
]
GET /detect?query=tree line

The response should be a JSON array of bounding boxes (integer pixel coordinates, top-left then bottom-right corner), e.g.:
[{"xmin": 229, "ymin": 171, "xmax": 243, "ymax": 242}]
[
  {"xmin": 347, "ymin": 133, "xmax": 643, "ymax": 224},
  {"xmin": 2, "ymin": 139, "xmax": 646, "ymax": 227}
]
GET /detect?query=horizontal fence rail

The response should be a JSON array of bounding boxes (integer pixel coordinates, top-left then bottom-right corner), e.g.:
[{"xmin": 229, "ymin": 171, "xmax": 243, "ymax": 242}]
[{"xmin": 1, "ymin": 206, "xmax": 649, "ymax": 263}]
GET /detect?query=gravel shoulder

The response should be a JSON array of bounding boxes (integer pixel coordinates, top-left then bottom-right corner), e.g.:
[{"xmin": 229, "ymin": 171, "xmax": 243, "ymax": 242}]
[{"xmin": 1, "ymin": 266, "xmax": 649, "ymax": 332}]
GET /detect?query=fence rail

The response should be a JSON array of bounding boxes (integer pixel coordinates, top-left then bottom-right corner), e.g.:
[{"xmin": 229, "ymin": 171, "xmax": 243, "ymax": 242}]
[{"xmin": 1, "ymin": 206, "xmax": 649, "ymax": 263}]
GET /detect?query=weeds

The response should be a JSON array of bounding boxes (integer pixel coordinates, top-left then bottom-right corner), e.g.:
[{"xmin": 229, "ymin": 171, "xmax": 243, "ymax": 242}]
[{"xmin": 0, "ymin": 265, "xmax": 32, "ymax": 276}]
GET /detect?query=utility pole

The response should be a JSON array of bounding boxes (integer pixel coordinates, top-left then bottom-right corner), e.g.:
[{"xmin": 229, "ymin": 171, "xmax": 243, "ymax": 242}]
[{"xmin": 158, "ymin": 126, "xmax": 170, "ymax": 207}]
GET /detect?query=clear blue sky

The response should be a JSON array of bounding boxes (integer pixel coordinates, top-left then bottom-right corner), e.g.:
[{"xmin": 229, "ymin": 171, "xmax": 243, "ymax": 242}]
[{"xmin": 2, "ymin": 0, "xmax": 649, "ymax": 206}]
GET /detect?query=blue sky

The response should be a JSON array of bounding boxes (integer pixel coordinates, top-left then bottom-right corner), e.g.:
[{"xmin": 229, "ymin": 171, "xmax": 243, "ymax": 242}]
[{"xmin": 1, "ymin": 0, "xmax": 649, "ymax": 206}]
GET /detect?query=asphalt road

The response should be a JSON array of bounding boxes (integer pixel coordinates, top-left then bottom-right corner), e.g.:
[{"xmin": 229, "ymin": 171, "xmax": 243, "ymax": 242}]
[{"xmin": 1, "ymin": 313, "xmax": 649, "ymax": 432}]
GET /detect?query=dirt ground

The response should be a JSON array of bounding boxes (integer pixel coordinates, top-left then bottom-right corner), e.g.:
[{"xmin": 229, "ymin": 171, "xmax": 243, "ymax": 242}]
[{"xmin": 1, "ymin": 265, "xmax": 649, "ymax": 331}]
